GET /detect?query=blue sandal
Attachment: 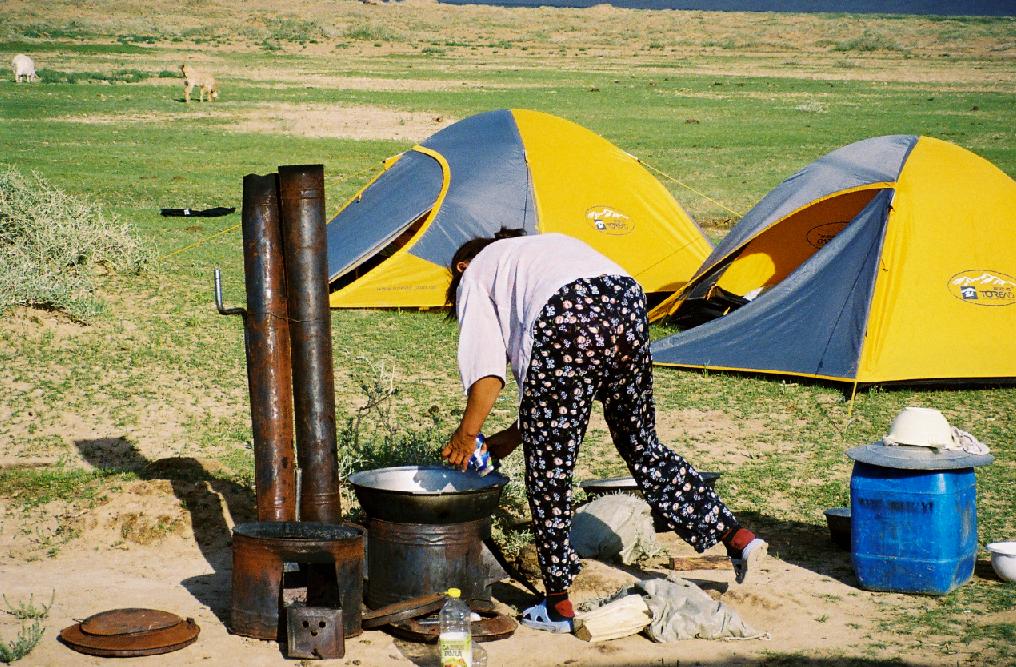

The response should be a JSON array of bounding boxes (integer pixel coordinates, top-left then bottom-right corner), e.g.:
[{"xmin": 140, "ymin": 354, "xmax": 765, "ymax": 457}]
[{"xmin": 521, "ymin": 600, "xmax": 574, "ymax": 634}]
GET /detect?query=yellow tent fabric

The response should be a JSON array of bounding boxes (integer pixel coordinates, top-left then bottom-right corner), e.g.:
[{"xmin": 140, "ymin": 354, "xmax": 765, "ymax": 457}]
[
  {"xmin": 513, "ymin": 110, "xmax": 710, "ymax": 295},
  {"xmin": 325, "ymin": 109, "xmax": 710, "ymax": 312},
  {"xmin": 858, "ymin": 137, "xmax": 1016, "ymax": 382}
]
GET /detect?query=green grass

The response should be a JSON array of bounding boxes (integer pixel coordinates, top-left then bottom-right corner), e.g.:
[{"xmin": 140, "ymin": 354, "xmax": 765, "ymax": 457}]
[
  {"xmin": 0, "ymin": 7, "xmax": 1013, "ymax": 663},
  {"xmin": 832, "ymin": 29, "xmax": 907, "ymax": 52},
  {"xmin": 344, "ymin": 23, "xmax": 399, "ymax": 42},
  {"xmin": 0, "ymin": 468, "xmax": 133, "ymax": 510}
]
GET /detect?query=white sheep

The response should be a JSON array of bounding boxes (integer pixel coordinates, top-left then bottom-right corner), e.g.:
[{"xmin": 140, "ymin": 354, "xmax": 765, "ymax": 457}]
[{"xmin": 11, "ymin": 54, "xmax": 39, "ymax": 83}]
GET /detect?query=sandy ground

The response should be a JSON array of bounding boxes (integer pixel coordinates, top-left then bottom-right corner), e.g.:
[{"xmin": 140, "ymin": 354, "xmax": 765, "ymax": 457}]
[
  {"xmin": 0, "ymin": 315, "xmax": 995, "ymax": 667},
  {"xmin": 1, "ymin": 467, "xmax": 999, "ymax": 666}
]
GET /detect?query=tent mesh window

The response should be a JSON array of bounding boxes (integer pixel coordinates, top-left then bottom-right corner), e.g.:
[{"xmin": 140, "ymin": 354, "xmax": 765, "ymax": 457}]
[{"xmin": 330, "ymin": 213, "xmax": 429, "ymax": 293}]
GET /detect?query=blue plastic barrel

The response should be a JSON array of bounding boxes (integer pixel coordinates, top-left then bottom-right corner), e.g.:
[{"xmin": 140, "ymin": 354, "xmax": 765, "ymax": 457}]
[{"xmin": 850, "ymin": 462, "xmax": 977, "ymax": 595}]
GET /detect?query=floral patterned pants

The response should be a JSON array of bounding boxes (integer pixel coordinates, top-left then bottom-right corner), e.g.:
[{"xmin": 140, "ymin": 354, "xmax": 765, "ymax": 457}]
[{"xmin": 519, "ymin": 275, "xmax": 738, "ymax": 593}]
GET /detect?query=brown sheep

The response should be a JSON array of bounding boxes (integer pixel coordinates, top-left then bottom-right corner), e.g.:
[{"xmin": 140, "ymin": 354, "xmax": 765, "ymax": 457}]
[{"xmin": 180, "ymin": 64, "xmax": 219, "ymax": 103}]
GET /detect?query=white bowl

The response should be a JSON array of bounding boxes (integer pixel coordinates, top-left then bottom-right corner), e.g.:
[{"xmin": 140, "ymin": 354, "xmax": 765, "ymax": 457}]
[
  {"xmin": 986, "ymin": 542, "xmax": 1016, "ymax": 582},
  {"xmin": 883, "ymin": 407, "xmax": 953, "ymax": 448}
]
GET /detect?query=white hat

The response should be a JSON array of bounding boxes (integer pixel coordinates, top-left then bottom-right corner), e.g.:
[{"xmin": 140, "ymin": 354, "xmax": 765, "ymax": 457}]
[{"xmin": 882, "ymin": 407, "xmax": 953, "ymax": 448}]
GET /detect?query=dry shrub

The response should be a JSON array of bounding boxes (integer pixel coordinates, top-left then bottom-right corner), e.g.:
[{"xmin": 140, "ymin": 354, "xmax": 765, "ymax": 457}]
[
  {"xmin": 117, "ymin": 512, "xmax": 183, "ymax": 545},
  {"xmin": 0, "ymin": 165, "xmax": 152, "ymax": 322}
]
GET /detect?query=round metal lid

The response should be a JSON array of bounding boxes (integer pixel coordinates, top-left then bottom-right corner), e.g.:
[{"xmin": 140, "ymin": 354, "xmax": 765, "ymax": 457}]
[
  {"xmin": 80, "ymin": 608, "xmax": 182, "ymax": 636},
  {"xmin": 59, "ymin": 609, "xmax": 199, "ymax": 657},
  {"xmin": 846, "ymin": 444, "xmax": 994, "ymax": 470}
]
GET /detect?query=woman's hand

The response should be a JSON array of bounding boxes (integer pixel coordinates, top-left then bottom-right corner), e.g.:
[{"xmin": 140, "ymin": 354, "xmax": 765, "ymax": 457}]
[
  {"xmin": 443, "ymin": 427, "xmax": 478, "ymax": 471},
  {"xmin": 442, "ymin": 375, "xmax": 504, "ymax": 471},
  {"xmin": 485, "ymin": 422, "xmax": 522, "ymax": 459}
]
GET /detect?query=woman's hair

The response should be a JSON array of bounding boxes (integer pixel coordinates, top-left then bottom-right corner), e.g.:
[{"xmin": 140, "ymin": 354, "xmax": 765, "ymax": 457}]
[{"xmin": 445, "ymin": 227, "xmax": 527, "ymax": 318}]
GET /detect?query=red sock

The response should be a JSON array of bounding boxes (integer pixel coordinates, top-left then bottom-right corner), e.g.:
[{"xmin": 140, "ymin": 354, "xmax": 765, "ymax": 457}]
[
  {"xmin": 723, "ymin": 524, "xmax": 755, "ymax": 553},
  {"xmin": 546, "ymin": 591, "xmax": 574, "ymax": 620}
]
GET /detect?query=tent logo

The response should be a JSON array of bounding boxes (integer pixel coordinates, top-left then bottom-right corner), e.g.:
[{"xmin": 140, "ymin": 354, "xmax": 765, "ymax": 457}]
[
  {"xmin": 948, "ymin": 270, "xmax": 1016, "ymax": 306},
  {"xmin": 586, "ymin": 206, "xmax": 634, "ymax": 236},
  {"xmin": 806, "ymin": 222, "xmax": 849, "ymax": 249}
]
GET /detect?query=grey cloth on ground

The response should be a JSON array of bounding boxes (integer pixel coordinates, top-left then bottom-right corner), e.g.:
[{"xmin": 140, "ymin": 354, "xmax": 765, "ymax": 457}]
[
  {"xmin": 571, "ymin": 494, "xmax": 660, "ymax": 565},
  {"xmin": 585, "ymin": 576, "xmax": 764, "ymax": 642}
]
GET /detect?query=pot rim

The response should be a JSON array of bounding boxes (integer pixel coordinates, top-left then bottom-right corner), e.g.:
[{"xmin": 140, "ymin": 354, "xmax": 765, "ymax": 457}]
[{"xmin": 347, "ymin": 465, "xmax": 508, "ymax": 497}]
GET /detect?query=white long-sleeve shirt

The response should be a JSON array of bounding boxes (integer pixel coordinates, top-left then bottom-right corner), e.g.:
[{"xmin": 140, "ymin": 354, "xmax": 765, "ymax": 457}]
[{"xmin": 455, "ymin": 233, "xmax": 629, "ymax": 395}]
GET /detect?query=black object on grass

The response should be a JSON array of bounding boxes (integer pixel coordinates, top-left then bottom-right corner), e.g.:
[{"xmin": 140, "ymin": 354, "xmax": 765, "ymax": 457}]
[{"xmin": 161, "ymin": 206, "xmax": 235, "ymax": 217}]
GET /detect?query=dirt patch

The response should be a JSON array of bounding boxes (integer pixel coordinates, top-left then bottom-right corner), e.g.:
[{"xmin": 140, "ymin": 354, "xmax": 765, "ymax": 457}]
[
  {"xmin": 656, "ymin": 408, "xmax": 766, "ymax": 466},
  {"xmin": 54, "ymin": 104, "xmax": 455, "ymax": 141},
  {"xmin": 230, "ymin": 103, "xmax": 455, "ymax": 140}
]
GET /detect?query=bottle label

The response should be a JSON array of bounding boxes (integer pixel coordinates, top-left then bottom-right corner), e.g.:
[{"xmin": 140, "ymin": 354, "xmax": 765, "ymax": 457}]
[
  {"xmin": 467, "ymin": 434, "xmax": 495, "ymax": 476},
  {"xmin": 439, "ymin": 631, "xmax": 471, "ymax": 667}
]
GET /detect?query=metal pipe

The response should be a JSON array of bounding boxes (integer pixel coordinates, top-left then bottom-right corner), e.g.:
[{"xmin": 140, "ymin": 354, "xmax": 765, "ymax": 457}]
[
  {"xmin": 241, "ymin": 173, "xmax": 297, "ymax": 522},
  {"xmin": 213, "ymin": 268, "xmax": 246, "ymax": 317},
  {"xmin": 277, "ymin": 164, "xmax": 341, "ymax": 523}
]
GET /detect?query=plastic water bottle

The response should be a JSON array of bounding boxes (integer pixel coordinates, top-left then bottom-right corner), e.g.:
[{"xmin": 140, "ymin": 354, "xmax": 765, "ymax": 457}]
[
  {"xmin": 438, "ymin": 587, "xmax": 472, "ymax": 667},
  {"xmin": 466, "ymin": 434, "xmax": 496, "ymax": 477}
]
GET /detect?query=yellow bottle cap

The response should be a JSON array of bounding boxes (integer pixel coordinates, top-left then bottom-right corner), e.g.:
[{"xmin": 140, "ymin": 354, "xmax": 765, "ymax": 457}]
[{"xmin": 447, "ymin": 588, "xmax": 461, "ymax": 598}]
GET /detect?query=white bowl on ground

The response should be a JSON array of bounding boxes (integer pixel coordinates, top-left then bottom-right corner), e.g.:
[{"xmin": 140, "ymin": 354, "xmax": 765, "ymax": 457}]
[{"xmin": 985, "ymin": 542, "xmax": 1016, "ymax": 582}]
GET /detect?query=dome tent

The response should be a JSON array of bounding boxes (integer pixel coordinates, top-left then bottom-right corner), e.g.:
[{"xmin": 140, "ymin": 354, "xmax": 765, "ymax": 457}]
[
  {"xmin": 651, "ymin": 135, "xmax": 1016, "ymax": 384},
  {"xmin": 325, "ymin": 109, "xmax": 711, "ymax": 311}
]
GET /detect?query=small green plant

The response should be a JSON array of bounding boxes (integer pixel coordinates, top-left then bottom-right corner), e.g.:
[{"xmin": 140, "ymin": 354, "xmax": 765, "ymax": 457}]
[
  {"xmin": 19, "ymin": 21, "xmax": 96, "ymax": 40},
  {"xmin": 0, "ymin": 620, "xmax": 45, "ymax": 664},
  {"xmin": 336, "ymin": 358, "xmax": 445, "ymax": 479},
  {"xmin": 264, "ymin": 16, "xmax": 325, "ymax": 43},
  {"xmin": 3, "ymin": 591, "xmax": 54, "ymax": 620},
  {"xmin": 0, "ymin": 592, "xmax": 53, "ymax": 664}
]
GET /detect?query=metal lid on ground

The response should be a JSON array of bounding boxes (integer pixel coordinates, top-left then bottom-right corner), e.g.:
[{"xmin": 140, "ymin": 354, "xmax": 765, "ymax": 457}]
[
  {"xmin": 846, "ymin": 444, "xmax": 994, "ymax": 470},
  {"xmin": 59, "ymin": 608, "xmax": 200, "ymax": 657}
]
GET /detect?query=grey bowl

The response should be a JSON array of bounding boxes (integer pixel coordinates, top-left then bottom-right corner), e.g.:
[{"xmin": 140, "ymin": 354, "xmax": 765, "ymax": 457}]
[
  {"xmin": 578, "ymin": 472, "xmax": 722, "ymax": 498},
  {"xmin": 347, "ymin": 465, "xmax": 508, "ymax": 524}
]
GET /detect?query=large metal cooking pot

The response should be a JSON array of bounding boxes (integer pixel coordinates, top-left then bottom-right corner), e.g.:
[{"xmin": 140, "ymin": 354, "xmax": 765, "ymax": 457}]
[{"xmin": 347, "ymin": 466, "xmax": 508, "ymax": 524}]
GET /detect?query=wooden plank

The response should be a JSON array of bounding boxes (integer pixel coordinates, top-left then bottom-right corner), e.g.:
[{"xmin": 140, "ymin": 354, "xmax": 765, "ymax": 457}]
[{"xmin": 667, "ymin": 554, "xmax": 730, "ymax": 571}]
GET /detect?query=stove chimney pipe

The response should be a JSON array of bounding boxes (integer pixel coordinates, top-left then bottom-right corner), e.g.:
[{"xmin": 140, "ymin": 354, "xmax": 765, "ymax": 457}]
[
  {"xmin": 278, "ymin": 164, "xmax": 341, "ymax": 523},
  {"xmin": 241, "ymin": 173, "xmax": 297, "ymax": 522}
]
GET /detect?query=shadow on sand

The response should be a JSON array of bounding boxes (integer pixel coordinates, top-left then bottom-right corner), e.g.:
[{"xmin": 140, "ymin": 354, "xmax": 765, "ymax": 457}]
[{"xmin": 74, "ymin": 437, "xmax": 255, "ymax": 627}]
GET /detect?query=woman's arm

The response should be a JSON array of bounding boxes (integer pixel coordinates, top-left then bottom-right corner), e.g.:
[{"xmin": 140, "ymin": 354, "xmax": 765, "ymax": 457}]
[
  {"xmin": 485, "ymin": 421, "xmax": 521, "ymax": 459},
  {"xmin": 443, "ymin": 375, "xmax": 504, "ymax": 470}
]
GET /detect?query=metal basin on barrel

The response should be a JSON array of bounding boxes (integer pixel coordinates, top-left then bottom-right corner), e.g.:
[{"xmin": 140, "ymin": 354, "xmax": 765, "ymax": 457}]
[{"xmin": 348, "ymin": 466, "xmax": 508, "ymax": 608}]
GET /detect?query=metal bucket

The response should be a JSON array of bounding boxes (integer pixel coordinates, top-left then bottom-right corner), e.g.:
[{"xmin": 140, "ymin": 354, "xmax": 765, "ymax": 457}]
[
  {"xmin": 365, "ymin": 517, "xmax": 490, "ymax": 609},
  {"xmin": 231, "ymin": 522, "xmax": 364, "ymax": 640}
]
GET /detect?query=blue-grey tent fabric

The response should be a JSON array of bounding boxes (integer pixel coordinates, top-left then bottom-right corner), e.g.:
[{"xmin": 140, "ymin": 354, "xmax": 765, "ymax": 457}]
[
  {"xmin": 326, "ymin": 150, "xmax": 443, "ymax": 281},
  {"xmin": 651, "ymin": 189, "xmax": 893, "ymax": 379},
  {"xmin": 693, "ymin": 135, "xmax": 917, "ymax": 280},
  {"xmin": 409, "ymin": 109, "xmax": 537, "ymax": 268}
]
